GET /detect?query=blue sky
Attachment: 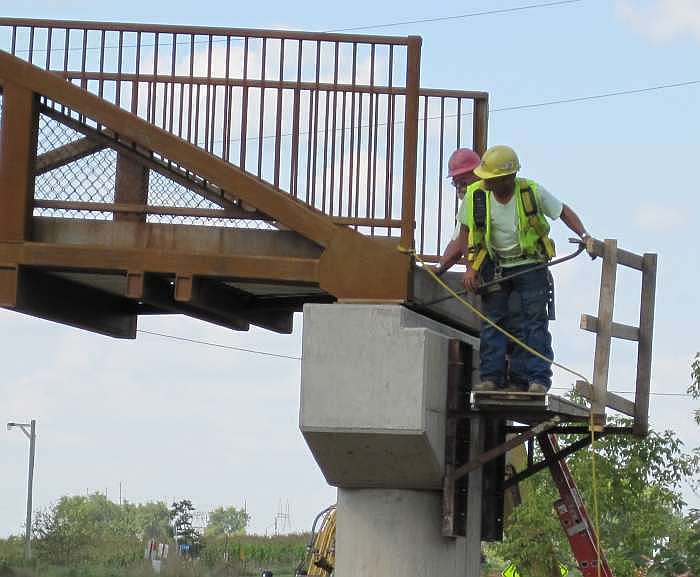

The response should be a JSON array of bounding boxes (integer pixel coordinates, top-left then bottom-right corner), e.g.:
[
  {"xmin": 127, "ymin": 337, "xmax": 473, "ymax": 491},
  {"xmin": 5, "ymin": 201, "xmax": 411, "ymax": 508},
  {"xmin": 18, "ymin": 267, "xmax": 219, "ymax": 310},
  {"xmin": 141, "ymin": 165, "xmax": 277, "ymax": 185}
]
[{"xmin": 1, "ymin": 0, "xmax": 699, "ymax": 536}]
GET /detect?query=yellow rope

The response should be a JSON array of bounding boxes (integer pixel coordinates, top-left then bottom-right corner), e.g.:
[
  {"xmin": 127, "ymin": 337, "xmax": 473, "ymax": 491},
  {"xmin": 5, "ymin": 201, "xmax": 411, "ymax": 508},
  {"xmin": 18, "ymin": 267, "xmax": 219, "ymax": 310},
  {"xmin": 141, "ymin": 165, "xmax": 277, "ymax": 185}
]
[
  {"xmin": 409, "ymin": 248, "xmax": 606, "ymax": 574},
  {"xmin": 589, "ymin": 412, "xmax": 602, "ymax": 577},
  {"xmin": 413, "ymin": 251, "xmax": 591, "ymax": 385}
]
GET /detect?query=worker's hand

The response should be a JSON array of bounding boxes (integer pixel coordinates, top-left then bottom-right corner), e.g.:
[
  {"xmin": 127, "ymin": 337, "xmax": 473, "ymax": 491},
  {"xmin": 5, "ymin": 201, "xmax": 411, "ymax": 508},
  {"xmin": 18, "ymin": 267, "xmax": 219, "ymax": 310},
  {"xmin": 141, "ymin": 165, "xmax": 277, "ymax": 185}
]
[
  {"xmin": 463, "ymin": 268, "xmax": 480, "ymax": 293},
  {"xmin": 581, "ymin": 233, "xmax": 598, "ymax": 260},
  {"xmin": 432, "ymin": 263, "xmax": 445, "ymax": 277}
]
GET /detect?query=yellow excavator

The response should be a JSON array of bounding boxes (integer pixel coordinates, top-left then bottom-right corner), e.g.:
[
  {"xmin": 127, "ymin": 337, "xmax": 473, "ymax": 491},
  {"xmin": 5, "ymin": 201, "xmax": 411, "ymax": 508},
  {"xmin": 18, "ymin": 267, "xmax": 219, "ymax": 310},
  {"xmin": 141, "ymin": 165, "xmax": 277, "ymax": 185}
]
[{"xmin": 295, "ymin": 505, "xmax": 336, "ymax": 576}]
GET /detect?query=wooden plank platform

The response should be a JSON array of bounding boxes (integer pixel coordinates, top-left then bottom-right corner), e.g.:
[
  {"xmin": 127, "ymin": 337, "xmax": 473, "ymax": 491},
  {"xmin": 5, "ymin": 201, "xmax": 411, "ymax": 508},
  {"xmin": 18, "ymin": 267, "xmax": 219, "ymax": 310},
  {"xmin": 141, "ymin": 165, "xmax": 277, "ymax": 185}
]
[{"xmin": 470, "ymin": 390, "xmax": 590, "ymax": 423}]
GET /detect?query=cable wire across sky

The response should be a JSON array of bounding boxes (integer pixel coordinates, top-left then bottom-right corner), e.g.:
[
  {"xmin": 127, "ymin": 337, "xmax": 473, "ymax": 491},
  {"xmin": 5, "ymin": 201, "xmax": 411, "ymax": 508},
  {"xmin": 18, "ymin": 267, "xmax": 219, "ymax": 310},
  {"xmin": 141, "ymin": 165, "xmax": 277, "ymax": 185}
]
[
  {"xmin": 136, "ymin": 329, "xmax": 695, "ymax": 399},
  {"xmin": 325, "ymin": 0, "xmax": 585, "ymax": 32}
]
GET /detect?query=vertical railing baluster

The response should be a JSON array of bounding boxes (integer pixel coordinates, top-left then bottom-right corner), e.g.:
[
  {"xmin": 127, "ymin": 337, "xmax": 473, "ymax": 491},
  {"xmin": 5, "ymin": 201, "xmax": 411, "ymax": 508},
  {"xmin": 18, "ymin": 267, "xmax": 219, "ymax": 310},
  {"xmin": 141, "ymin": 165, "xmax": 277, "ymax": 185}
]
[
  {"xmin": 365, "ymin": 44, "xmax": 375, "ymax": 227},
  {"xmin": 437, "ymin": 96, "xmax": 445, "ymax": 255},
  {"xmin": 257, "ymin": 37, "xmax": 267, "ymax": 178},
  {"xmin": 209, "ymin": 47, "xmax": 218, "ymax": 154},
  {"xmin": 45, "ymin": 27, "xmax": 53, "ymax": 70},
  {"xmin": 133, "ymin": 31, "xmax": 142, "ymax": 116},
  {"xmin": 354, "ymin": 74, "xmax": 363, "ymax": 220},
  {"xmin": 347, "ymin": 42, "xmax": 357, "ymax": 220},
  {"xmin": 223, "ymin": 35, "xmax": 232, "ymax": 162},
  {"xmin": 169, "ymin": 33, "xmax": 176, "ymax": 133},
  {"xmin": 80, "ymin": 28, "xmax": 87, "ymax": 90},
  {"xmin": 339, "ymin": 89, "xmax": 346, "ymax": 217},
  {"xmin": 456, "ymin": 98, "xmax": 462, "ymax": 147},
  {"xmin": 386, "ymin": 45, "xmax": 394, "ymax": 226},
  {"xmin": 205, "ymin": 34, "xmax": 213, "ymax": 152},
  {"xmin": 61, "ymin": 28, "xmax": 70, "ymax": 114},
  {"xmin": 151, "ymin": 32, "xmax": 159, "ymax": 126},
  {"xmin": 98, "ymin": 29, "xmax": 105, "ymax": 100},
  {"xmin": 400, "ymin": 36, "xmax": 421, "ymax": 252},
  {"xmin": 473, "ymin": 95, "xmax": 489, "ymax": 156},
  {"xmin": 273, "ymin": 39, "xmax": 284, "ymax": 188},
  {"xmin": 310, "ymin": 40, "xmax": 320, "ymax": 207},
  {"xmin": 28, "ymin": 25, "xmax": 34, "ymax": 65},
  {"xmin": 290, "ymin": 39, "xmax": 302, "ymax": 198},
  {"xmin": 187, "ymin": 34, "xmax": 194, "ymax": 142},
  {"xmin": 329, "ymin": 41, "xmax": 339, "ymax": 216},
  {"xmin": 371, "ymin": 88, "xmax": 379, "ymax": 231},
  {"xmin": 419, "ymin": 95, "xmax": 428, "ymax": 256},
  {"xmin": 116, "ymin": 31, "xmax": 123, "ymax": 108},
  {"xmin": 240, "ymin": 37, "xmax": 249, "ymax": 171},
  {"xmin": 321, "ymin": 45, "xmax": 331, "ymax": 212}
]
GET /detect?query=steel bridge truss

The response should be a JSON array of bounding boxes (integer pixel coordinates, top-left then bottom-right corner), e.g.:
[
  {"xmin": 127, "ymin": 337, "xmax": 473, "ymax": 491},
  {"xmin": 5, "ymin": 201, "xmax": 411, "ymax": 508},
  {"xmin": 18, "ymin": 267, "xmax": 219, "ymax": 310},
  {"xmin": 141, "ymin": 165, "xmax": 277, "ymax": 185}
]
[{"xmin": 0, "ymin": 19, "xmax": 489, "ymax": 337}]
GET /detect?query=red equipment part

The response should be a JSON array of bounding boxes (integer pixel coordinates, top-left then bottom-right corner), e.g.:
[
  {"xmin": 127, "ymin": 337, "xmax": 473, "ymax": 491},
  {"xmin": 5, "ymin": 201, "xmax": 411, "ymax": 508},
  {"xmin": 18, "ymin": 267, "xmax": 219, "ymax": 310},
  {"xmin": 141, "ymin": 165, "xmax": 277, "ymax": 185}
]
[{"xmin": 538, "ymin": 433, "xmax": 614, "ymax": 577}]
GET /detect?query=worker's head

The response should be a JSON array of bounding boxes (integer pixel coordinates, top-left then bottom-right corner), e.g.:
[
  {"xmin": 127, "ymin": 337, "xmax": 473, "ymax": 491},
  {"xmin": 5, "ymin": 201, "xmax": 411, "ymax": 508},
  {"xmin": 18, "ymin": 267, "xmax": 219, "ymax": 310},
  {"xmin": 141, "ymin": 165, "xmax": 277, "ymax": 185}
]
[
  {"xmin": 474, "ymin": 145, "xmax": 520, "ymax": 196},
  {"xmin": 447, "ymin": 148, "xmax": 481, "ymax": 199}
]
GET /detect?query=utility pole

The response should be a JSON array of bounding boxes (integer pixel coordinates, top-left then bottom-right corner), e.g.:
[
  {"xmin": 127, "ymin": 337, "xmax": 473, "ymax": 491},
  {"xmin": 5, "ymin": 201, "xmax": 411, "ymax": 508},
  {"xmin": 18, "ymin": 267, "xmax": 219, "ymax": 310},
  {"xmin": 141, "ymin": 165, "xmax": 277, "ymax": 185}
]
[{"xmin": 7, "ymin": 419, "xmax": 36, "ymax": 561}]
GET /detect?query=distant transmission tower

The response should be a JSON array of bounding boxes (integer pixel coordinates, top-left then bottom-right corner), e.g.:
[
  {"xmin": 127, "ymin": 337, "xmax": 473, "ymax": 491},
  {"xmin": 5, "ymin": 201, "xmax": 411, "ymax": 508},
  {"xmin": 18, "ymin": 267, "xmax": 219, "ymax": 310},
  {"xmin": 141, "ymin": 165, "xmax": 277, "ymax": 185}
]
[{"xmin": 272, "ymin": 499, "xmax": 292, "ymax": 535}]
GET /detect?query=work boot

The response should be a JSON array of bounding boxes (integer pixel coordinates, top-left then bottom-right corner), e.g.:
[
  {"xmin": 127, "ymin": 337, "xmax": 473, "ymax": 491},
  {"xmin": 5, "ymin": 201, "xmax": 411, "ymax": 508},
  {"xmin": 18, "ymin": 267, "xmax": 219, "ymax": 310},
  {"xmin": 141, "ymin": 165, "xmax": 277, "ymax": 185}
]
[
  {"xmin": 473, "ymin": 380, "xmax": 498, "ymax": 392},
  {"xmin": 527, "ymin": 382, "xmax": 548, "ymax": 394}
]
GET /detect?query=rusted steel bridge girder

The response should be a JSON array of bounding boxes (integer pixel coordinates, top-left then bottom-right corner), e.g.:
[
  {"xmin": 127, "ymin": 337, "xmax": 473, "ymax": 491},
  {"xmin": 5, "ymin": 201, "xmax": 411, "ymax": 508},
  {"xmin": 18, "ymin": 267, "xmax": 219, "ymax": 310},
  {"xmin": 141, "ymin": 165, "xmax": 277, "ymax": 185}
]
[{"xmin": 0, "ymin": 20, "xmax": 491, "ymax": 338}]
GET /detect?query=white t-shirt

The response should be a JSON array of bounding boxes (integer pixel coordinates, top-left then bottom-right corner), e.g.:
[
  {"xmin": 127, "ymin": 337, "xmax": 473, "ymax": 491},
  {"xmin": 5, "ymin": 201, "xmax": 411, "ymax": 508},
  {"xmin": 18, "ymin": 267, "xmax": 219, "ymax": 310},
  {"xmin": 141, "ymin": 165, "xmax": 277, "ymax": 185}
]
[{"xmin": 456, "ymin": 181, "xmax": 563, "ymax": 265}]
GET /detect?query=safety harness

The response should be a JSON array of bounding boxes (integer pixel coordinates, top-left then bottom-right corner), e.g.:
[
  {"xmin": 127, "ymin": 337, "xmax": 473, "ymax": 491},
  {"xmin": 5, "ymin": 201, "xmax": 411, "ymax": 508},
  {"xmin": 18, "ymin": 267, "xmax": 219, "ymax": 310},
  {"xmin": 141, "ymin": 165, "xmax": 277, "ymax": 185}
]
[{"xmin": 466, "ymin": 178, "xmax": 556, "ymax": 272}]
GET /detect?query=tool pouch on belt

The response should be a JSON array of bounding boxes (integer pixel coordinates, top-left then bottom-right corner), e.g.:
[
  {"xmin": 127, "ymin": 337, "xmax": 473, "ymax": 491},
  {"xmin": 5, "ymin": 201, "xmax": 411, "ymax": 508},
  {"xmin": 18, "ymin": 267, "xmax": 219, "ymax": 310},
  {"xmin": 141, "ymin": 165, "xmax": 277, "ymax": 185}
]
[
  {"xmin": 468, "ymin": 188, "xmax": 489, "ymax": 271},
  {"xmin": 546, "ymin": 269, "xmax": 556, "ymax": 320},
  {"xmin": 520, "ymin": 184, "xmax": 556, "ymax": 260}
]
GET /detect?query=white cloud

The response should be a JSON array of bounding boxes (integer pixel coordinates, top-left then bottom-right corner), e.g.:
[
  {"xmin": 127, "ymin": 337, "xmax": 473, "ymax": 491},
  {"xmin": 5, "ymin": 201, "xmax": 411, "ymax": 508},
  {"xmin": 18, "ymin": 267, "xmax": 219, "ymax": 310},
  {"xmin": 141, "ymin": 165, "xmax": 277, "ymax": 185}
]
[
  {"xmin": 616, "ymin": 0, "xmax": 700, "ymax": 42},
  {"xmin": 633, "ymin": 202, "xmax": 687, "ymax": 232}
]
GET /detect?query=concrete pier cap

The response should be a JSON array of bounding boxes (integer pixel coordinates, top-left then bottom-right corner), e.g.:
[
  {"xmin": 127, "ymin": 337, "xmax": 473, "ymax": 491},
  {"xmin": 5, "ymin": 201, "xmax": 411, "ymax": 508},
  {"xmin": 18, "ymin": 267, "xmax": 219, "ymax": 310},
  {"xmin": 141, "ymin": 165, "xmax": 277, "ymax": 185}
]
[{"xmin": 300, "ymin": 303, "xmax": 478, "ymax": 490}]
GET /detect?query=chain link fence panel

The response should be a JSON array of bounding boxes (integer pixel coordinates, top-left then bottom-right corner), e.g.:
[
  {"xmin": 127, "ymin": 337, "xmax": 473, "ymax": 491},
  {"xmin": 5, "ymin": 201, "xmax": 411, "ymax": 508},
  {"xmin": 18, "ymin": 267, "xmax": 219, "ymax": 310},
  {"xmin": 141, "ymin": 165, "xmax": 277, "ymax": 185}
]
[{"xmin": 31, "ymin": 110, "xmax": 276, "ymax": 230}]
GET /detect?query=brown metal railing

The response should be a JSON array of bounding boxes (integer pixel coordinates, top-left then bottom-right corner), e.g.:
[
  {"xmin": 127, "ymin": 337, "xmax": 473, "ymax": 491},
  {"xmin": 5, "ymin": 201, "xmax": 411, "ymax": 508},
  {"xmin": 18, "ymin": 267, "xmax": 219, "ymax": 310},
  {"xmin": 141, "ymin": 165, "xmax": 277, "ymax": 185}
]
[{"xmin": 0, "ymin": 19, "xmax": 487, "ymax": 258}]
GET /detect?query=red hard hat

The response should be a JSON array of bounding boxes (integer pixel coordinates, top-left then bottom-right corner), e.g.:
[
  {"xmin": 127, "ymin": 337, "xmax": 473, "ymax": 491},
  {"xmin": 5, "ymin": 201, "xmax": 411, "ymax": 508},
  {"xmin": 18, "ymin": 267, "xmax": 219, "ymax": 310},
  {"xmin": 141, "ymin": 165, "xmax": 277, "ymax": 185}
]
[{"xmin": 447, "ymin": 148, "xmax": 480, "ymax": 178}]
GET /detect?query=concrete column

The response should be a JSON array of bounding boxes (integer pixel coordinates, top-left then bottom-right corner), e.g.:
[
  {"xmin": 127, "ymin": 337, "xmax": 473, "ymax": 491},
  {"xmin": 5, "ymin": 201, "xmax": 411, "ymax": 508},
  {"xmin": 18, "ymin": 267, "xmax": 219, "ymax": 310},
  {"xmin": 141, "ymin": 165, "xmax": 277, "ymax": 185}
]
[
  {"xmin": 300, "ymin": 304, "xmax": 481, "ymax": 577},
  {"xmin": 335, "ymin": 488, "xmax": 468, "ymax": 577}
]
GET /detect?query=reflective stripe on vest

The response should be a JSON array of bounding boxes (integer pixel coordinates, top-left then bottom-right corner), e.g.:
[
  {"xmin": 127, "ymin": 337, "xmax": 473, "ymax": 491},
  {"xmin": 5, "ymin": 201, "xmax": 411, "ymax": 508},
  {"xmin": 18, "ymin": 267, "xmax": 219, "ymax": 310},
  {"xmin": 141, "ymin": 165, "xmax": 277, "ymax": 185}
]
[{"xmin": 465, "ymin": 177, "xmax": 555, "ymax": 269}]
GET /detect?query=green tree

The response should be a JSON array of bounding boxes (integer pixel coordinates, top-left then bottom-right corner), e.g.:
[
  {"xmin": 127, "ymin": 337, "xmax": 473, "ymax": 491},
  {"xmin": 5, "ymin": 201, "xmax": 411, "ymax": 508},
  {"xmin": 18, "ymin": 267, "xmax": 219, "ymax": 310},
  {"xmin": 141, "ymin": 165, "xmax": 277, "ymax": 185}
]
[
  {"xmin": 32, "ymin": 493, "xmax": 139, "ymax": 564},
  {"xmin": 206, "ymin": 506, "xmax": 250, "ymax": 537},
  {"xmin": 488, "ymin": 418, "xmax": 699, "ymax": 576},
  {"xmin": 169, "ymin": 499, "xmax": 201, "ymax": 555},
  {"xmin": 31, "ymin": 493, "xmax": 172, "ymax": 565},
  {"xmin": 690, "ymin": 353, "xmax": 700, "ymax": 426},
  {"xmin": 123, "ymin": 501, "xmax": 171, "ymax": 541}
]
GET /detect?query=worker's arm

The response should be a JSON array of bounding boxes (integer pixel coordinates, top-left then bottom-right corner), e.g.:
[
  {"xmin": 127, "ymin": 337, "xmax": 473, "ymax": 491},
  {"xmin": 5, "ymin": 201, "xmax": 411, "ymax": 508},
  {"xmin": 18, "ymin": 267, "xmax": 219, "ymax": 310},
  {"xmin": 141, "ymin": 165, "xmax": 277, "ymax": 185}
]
[
  {"xmin": 451, "ymin": 223, "xmax": 479, "ymax": 293},
  {"xmin": 436, "ymin": 224, "xmax": 467, "ymax": 275},
  {"xmin": 560, "ymin": 204, "xmax": 588, "ymax": 239}
]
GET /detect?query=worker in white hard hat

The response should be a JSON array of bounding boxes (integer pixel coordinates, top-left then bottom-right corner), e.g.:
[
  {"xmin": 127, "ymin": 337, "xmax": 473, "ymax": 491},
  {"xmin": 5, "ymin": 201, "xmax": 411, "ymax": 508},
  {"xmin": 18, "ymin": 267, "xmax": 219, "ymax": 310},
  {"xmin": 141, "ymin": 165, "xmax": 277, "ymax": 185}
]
[
  {"xmin": 457, "ymin": 145, "xmax": 589, "ymax": 393},
  {"xmin": 433, "ymin": 148, "xmax": 481, "ymax": 276}
]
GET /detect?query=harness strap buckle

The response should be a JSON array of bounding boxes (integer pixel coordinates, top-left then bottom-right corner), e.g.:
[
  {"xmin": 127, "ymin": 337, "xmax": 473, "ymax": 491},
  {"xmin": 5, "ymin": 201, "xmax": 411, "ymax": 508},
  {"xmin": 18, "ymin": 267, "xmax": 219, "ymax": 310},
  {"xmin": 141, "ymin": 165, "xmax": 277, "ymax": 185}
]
[{"xmin": 473, "ymin": 188, "xmax": 487, "ymax": 230}]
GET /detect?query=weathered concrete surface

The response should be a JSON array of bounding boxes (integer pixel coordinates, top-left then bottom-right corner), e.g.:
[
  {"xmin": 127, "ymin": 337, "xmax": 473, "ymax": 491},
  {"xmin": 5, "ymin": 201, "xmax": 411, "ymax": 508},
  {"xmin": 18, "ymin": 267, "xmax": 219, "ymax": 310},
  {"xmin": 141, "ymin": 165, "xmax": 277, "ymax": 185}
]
[
  {"xmin": 300, "ymin": 304, "xmax": 478, "ymax": 489},
  {"xmin": 335, "ymin": 488, "xmax": 467, "ymax": 577},
  {"xmin": 409, "ymin": 267, "xmax": 481, "ymax": 336}
]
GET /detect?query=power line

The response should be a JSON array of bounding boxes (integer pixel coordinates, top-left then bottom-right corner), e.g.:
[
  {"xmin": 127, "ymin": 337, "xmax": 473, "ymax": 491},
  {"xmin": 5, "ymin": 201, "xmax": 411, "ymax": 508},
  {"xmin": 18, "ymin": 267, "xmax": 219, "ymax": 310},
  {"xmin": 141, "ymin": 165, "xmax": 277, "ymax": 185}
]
[
  {"xmin": 8, "ymin": 0, "xmax": 585, "ymax": 56},
  {"xmin": 135, "ymin": 329, "xmax": 301, "ymax": 360},
  {"xmin": 550, "ymin": 387, "xmax": 694, "ymax": 398},
  {"xmin": 326, "ymin": 0, "xmax": 584, "ymax": 33},
  {"xmin": 194, "ymin": 77, "xmax": 700, "ymax": 151},
  {"xmin": 491, "ymin": 79, "xmax": 700, "ymax": 113},
  {"xmin": 136, "ymin": 329, "xmax": 696, "ymax": 399}
]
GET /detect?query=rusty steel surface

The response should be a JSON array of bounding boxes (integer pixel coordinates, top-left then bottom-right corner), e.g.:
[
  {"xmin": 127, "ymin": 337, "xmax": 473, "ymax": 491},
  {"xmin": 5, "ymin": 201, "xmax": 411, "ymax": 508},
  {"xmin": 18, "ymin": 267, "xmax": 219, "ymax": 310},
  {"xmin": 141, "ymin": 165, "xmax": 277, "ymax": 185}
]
[
  {"xmin": 0, "ymin": 18, "xmax": 493, "ymax": 337},
  {"xmin": 0, "ymin": 18, "xmax": 488, "ymax": 259},
  {"xmin": 0, "ymin": 48, "xmax": 413, "ymax": 302}
]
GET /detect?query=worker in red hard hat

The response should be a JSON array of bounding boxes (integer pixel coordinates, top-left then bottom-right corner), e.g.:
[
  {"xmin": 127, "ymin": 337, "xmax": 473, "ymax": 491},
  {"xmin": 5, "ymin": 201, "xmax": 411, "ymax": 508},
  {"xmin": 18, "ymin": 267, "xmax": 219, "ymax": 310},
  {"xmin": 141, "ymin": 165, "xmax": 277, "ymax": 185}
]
[{"xmin": 433, "ymin": 148, "xmax": 481, "ymax": 276}]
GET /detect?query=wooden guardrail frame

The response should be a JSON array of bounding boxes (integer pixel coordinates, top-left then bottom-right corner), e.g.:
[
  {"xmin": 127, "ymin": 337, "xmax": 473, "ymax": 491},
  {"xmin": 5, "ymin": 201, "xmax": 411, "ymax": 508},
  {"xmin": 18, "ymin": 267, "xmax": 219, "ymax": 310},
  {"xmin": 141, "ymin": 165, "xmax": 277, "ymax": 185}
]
[{"xmin": 576, "ymin": 237, "xmax": 657, "ymax": 436}]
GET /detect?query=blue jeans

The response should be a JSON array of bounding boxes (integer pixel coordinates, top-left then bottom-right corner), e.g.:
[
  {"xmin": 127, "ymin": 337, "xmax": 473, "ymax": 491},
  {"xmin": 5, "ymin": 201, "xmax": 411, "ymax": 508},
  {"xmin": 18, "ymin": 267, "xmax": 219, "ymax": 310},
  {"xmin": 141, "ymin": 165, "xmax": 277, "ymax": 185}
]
[{"xmin": 479, "ymin": 263, "xmax": 553, "ymax": 388}]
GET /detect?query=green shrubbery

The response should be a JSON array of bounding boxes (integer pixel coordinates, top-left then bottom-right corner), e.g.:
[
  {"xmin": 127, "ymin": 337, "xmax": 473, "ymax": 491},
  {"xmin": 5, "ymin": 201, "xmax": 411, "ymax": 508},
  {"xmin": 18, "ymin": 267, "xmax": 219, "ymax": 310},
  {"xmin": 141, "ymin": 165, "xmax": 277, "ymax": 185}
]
[
  {"xmin": 200, "ymin": 533, "xmax": 307, "ymax": 575},
  {"xmin": 1, "ymin": 493, "xmax": 303, "ymax": 576},
  {"xmin": 0, "ymin": 531, "xmax": 307, "ymax": 577}
]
